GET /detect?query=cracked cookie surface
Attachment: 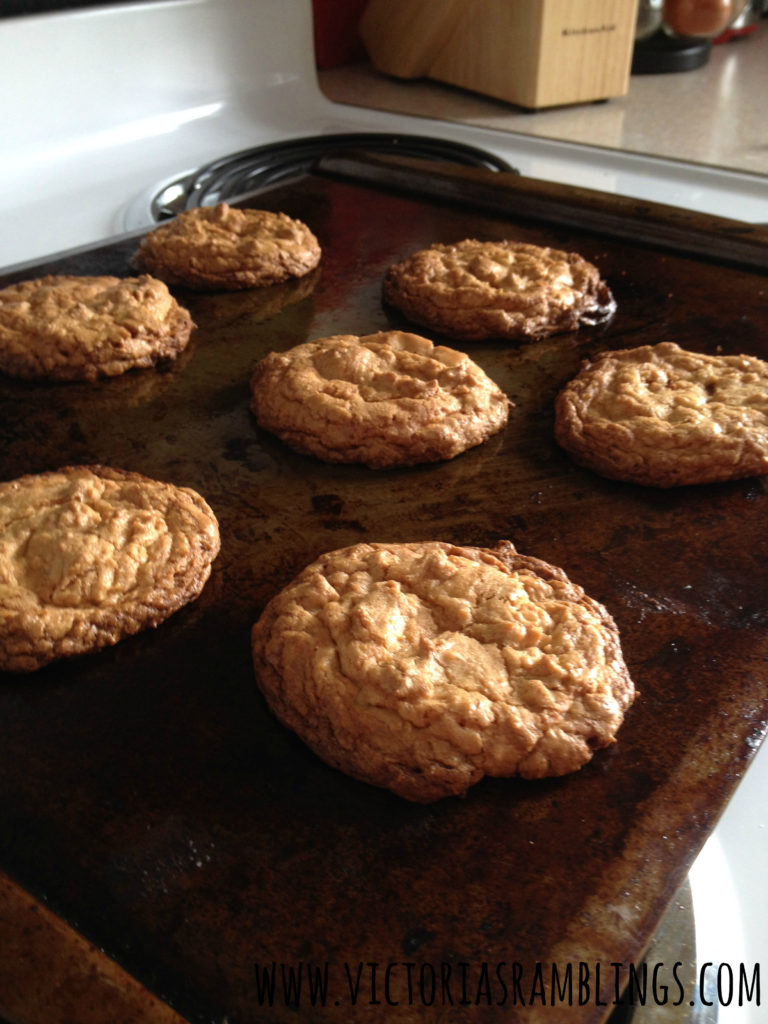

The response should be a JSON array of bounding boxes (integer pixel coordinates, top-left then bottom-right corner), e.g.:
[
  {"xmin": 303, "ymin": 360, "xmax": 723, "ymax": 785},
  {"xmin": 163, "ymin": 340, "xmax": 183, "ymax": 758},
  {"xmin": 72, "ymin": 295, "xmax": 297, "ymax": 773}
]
[
  {"xmin": 249, "ymin": 330, "xmax": 510, "ymax": 468},
  {"xmin": 0, "ymin": 274, "xmax": 193, "ymax": 382},
  {"xmin": 251, "ymin": 540, "xmax": 635, "ymax": 802},
  {"xmin": 0, "ymin": 465, "xmax": 220, "ymax": 673},
  {"xmin": 555, "ymin": 342, "xmax": 768, "ymax": 486},
  {"xmin": 133, "ymin": 202, "xmax": 321, "ymax": 290},
  {"xmin": 383, "ymin": 238, "xmax": 615, "ymax": 342}
]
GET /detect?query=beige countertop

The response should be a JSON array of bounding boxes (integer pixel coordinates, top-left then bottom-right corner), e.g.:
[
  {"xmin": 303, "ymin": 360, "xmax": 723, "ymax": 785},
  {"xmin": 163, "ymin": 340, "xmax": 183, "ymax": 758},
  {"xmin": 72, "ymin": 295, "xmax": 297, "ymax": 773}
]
[{"xmin": 318, "ymin": 21, "xmax": 768, "ymax": 179}]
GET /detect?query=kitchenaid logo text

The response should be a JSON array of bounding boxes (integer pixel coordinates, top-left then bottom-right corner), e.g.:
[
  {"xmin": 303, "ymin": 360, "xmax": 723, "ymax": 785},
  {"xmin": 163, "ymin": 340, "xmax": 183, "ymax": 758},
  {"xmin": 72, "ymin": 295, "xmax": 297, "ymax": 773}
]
[
  {"xmin": 562, "ymin": 23, "xmax": 617, "ymax": 35},
  {"xmin": 251, "ymin": 959, "xmax": 761, "ymax": 1011}
]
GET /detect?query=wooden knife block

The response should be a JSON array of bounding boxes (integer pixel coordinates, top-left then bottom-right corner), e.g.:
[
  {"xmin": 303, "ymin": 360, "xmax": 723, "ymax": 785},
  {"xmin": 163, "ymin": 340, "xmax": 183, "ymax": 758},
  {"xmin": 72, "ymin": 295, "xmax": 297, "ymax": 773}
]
[{"xmin": 359, "ymin": 0, "xmax": 639, "ymax": 110}]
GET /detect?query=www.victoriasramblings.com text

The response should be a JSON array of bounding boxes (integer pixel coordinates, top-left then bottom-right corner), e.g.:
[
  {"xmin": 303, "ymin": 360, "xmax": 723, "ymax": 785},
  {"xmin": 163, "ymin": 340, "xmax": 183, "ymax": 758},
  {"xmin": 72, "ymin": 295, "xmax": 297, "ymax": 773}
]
[{"xmin": 252, "ymin": 959, "xmax": 761, "ymax": 1010}]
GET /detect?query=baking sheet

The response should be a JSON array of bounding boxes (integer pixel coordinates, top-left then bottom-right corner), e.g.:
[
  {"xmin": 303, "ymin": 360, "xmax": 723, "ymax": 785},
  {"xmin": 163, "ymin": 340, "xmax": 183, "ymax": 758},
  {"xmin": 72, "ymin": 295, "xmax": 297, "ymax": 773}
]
[{"xmin": 1, "ymin": 167, "xmax": 767, "ymax": 1024}]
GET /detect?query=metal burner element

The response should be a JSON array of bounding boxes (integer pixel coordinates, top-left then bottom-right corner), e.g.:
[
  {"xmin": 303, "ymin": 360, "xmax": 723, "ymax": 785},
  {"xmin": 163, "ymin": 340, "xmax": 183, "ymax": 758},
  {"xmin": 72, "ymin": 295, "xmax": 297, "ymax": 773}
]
[{"xmin": 150, "ymin": 132, "xmax": 517, "ymax": 220}]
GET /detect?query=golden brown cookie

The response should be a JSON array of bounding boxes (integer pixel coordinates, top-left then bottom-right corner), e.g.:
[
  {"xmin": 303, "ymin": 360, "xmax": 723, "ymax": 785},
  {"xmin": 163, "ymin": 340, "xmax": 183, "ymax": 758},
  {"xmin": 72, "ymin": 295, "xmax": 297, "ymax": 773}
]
[
  {"xmin": 0, "ymin": 274, "xmax": 194, "ymax": 382},
  {"xmin": 554, "ymin": 341, "xmax": 768, "ymax": 487},
  {"xmin": 249, "ymin": 330, "xmax": 510, "ymax": 468},
  {"xmin": 383, "ymin": 238, "xmax": 615, "ymax": 341},
  {"xmin": 0, "ymin": 465, "xmax": 220, "ymax": 673},
  {"xmin": 251, "ymin": 540, "xmax": 635, "ymax": 802},
  {"xmin": 132, "ymin": 202, "xmax": 321, "ymax": 291}
]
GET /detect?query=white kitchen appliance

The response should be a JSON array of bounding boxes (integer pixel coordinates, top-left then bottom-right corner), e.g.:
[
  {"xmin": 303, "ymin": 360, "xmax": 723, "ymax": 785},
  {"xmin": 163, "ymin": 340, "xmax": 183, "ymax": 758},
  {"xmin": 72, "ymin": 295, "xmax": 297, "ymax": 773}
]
[{"xmin": 1, "ymin": 2, "xmax": 765, "ymax": 1022}]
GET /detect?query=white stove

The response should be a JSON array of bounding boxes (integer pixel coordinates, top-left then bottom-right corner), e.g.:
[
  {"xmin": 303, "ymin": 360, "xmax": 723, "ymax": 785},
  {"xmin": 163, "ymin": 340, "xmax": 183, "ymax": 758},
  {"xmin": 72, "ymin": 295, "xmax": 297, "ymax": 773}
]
[
  {"xmin": 1, "ymin": 2, "xmax": 766, "ymax": 1020},
  {"xmin": 3, "ymin": 0, "xmax": 768, "ymax": 274}
]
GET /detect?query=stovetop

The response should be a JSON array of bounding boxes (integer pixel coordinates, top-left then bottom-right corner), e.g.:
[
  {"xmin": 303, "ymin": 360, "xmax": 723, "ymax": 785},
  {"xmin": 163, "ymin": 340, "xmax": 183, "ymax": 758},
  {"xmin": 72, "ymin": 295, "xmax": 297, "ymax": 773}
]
[
  {"xmin": 148, "ymin": 132, "xmax": 516, "ymax": 219},
  {"xmin": 4, "ymin": 0, "xmax": 768, "ymax": 273}
]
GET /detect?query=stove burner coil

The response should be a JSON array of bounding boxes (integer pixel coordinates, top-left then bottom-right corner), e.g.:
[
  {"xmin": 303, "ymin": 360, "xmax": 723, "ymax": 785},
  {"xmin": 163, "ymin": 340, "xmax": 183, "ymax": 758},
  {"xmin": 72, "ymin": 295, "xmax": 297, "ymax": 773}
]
[{"xmin": 151, "ymin": 132, "xmax": 517, "ymax": 221}]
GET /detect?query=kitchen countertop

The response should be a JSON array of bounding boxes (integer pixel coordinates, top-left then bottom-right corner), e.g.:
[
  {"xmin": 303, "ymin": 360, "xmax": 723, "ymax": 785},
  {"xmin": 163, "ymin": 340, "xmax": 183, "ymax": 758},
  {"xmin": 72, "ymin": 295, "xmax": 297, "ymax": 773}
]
[{"xmin": 318, "ymin": 21, "xmax": 768, "ymax": 180}]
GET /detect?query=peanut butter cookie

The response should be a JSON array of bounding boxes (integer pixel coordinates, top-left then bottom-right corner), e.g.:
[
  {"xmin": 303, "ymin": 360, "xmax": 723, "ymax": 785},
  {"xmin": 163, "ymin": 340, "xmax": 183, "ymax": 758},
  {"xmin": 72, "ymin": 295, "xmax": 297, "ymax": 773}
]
[
  {"xmin": 0, "ymin": 274, "xmax": 193, "ymax": 382},
  {"xmin": 383, "ymin": 238, "xmax": 615, "ymax": 341},
  {"xmin": 133, "ymin": 202, "xmax": 321, "ymax": 290},
  {"xmin": 249, "ymin": 330, "xmax": 510, "ymax": 468},
  {"xmin": 0, "ymin": 465, "xmax": 220, "ymax": 673},
  {"xmin": 251, "ymin": 540, "xmax": 635, "ymax": 802},
  {"xmin": 554, "ymin": 342, "xmax": 768, "ymax": 487}
]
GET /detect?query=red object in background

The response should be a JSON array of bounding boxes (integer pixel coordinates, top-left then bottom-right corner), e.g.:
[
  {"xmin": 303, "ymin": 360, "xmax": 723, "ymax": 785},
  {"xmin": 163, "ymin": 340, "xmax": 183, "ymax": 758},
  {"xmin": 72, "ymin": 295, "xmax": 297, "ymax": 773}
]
[
  {"xmin": 312, "ymin": 0, "xmax": 370, "ymax": 69},
  {"xmin": 661, "ymin": 0, "xmax": 734, "ymax": 37},
  {"xmin": 712, "ymin": 21, "xmax": 761, "ymax": 42}
]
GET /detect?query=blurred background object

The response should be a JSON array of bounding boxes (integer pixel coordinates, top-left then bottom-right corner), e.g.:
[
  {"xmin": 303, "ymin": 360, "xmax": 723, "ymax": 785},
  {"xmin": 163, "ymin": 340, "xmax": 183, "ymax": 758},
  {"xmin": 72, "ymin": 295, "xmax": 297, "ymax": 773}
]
[
  {"xmin": 311, "ymin": 0, "xmax": 369, "ymax": 69},
  {"xmin": 632, "ymin": 0, "xmax": 761, "ymax": 72},
  {"xmin": 356, "ymin": 0, "xmax": 640, "ymax": 110}
]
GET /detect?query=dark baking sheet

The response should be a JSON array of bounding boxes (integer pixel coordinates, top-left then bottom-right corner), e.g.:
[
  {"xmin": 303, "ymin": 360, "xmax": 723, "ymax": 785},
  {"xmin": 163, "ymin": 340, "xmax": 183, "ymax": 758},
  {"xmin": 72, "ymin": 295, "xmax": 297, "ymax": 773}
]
[{"xmin": 1, "ymin": 163, "xmax": 767, "ymax": 1024}]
